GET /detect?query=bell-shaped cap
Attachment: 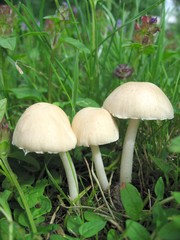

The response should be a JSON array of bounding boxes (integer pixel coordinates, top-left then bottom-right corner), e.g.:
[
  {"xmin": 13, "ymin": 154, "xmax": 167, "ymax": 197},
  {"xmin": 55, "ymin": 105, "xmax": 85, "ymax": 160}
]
[
  {"xmin": 103, "ymin": 82, "xmax": 174, "ymax": 120},
  {"xmin": 12, "ymin": 102, "xmax": 77, "ymax": 154},
  {"xmin": 72, "ymin": 107, "xmax": 119, "ymax": 147}
]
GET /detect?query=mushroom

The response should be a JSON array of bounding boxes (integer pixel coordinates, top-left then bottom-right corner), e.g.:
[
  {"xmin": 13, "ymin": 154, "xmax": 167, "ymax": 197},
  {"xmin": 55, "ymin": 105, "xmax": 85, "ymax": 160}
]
[
  {"xmin": 103, "ymin": 82, "xmax": 174, "ymax": 186},
  {"xmin": 72, "ymin": 107, "xmax": 119, "ymax": 191},
  {"xmin": 12, "ymin": 102, "xmax": 79, "ymax": 200}
]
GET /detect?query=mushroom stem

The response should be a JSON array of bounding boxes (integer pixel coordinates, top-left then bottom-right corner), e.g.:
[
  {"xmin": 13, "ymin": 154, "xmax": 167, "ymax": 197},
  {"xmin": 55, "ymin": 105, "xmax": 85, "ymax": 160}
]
[
  {"xmin": 120, "ymin": 119, "xmax": 140, "ymax": 185},
  {"xmin": 59, "ymin": 152, "xmax": 79, "ymax": 200},
  {"xmin": 91, "ymin": 145, "xmax": 109, "ymax": 191}
]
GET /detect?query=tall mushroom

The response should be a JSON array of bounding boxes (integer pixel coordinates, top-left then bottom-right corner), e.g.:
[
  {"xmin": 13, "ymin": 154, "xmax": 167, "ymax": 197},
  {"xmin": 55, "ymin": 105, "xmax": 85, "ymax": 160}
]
[
  {"xmin": 103, "ymin": 82, "xmax": 174, "ymax": 186},
  {"xmin": 12, "ymin": 102, "xmax": 79, "ymax": 200},
  {"xmin": 72, "ymin": 107, "xmax": 119, "ymax": 191}
]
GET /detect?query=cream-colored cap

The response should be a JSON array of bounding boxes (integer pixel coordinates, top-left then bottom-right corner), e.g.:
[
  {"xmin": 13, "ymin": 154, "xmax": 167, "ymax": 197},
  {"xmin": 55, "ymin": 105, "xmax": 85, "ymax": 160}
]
[
  {"xmin": 72, "ymin": 107, "xmax": 119, "ymax": 147},
  {"xmin": 12, "ymin": 102, "xmax": 77, "ymax": 154},
  {"xmin": 103, "ymin": 82, "xmax": 174, "ymax": 120}
]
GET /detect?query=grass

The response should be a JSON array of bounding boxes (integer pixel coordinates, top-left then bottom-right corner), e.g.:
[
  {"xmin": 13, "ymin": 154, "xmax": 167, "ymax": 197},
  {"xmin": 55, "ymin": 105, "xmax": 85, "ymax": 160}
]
[{"xmin": 0, "ymin": 0, "xmax": 180, "ymax": 239}]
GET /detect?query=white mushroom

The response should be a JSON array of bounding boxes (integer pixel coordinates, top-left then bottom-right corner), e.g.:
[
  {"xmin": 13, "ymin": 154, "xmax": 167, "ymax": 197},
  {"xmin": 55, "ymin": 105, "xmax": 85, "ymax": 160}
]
[
  {"xmin": 12, "ymin": 102, "xmax": 78, "ymax": 200},
  {"xmin": 72, "ymin": 107, "xmax": 119, "ymax": 191},
  {"xmin": 103, "ymin": 82, "xmax": 174, "ymax": 186}
]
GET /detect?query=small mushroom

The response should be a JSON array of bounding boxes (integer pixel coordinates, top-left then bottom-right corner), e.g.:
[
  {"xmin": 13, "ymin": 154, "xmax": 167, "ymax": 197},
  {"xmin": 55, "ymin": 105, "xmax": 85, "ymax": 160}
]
[
  {"xmin": 72, "ymin": 107, "xmax": 119, "ymax": 191},
  {"xmin": 12, "ymin": 102, "xmax": 79, "ymax": 200},
  {"xmin": 103, "ymin": 82, "xmax": 174, "ymax": 186}
]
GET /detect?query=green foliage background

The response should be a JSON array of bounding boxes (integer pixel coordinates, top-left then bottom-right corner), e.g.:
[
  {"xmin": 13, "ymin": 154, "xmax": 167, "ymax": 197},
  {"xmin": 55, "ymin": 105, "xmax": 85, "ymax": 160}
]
[{"xmin": 0, "ymin": 0, "xmax": 179, "ymax": 239}]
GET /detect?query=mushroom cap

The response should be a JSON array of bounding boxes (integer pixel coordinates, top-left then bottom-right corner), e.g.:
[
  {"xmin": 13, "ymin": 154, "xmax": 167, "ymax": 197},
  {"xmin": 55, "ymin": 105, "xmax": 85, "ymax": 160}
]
[
  {"xmin": 103, "ymin": 82, "xmax": 174, "ymax": 120},
  {"xmin": 72, "ymin": 107, "xmax": 119, "ymax": 147},
  {"xmin": 12, "ymin": 102, "xmax": 77, "ymax": 154}
]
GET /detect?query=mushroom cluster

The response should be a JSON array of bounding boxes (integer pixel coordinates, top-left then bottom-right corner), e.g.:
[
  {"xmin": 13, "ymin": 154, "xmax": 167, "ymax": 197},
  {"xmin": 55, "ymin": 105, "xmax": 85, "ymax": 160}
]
[{"xmin": 12, "ymin": 81, "xmax": 174, "ymax": 201}]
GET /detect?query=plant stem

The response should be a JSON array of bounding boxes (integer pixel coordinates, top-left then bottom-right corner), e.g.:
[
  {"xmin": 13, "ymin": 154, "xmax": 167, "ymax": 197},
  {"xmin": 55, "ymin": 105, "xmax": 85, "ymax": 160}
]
[
  {"xmin": 120, "ymin": 119, "xmax": 140, "ymax": 184},
  {"xmin": 54, "ymin": 0, "xmax": 60, "ymax": 9},
  {"xmin": 159, "ymin": 196, "xmax": 174, "ymax": 205},
  {"xmin": 72, "ymin": 51, "xmax": 79, "ymax": 117},
  {"xmin": 59, "ymin": 152, "xmax": 79, "ymax": 200},
  {"xmin": 0, "ymin": 207, "xmax": 13, "ymax": 240},
  {"xmin": 89, "ymin": 0, "xmax": 96, "ymax": 52},
  {"xmin": 91, "ymin": 145, "xmax": 109, "ymax": 191},
  {"xmin": 0, "ymin": 47, "xmax": 5, "ymax": 93},
  {"xmin": 48, "ymin": 50, "xmax": 55, "ymax": 103},
  {"xmin": 89, "ymin": 0, "xmax": 98, "ymax": 93},
  {"xmin": 1, "ymin": 156, "xmax": 37, "ymax": 234}
]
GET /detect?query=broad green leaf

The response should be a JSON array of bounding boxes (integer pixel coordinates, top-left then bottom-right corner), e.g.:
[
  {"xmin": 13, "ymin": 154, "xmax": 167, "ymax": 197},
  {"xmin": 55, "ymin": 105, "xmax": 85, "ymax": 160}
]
[
  {"xmin": 107, "ymin": 229, "xmax": 121, "ymax": 240},
  {"xmin": 25, "ymin": 179, "xmax": 49, "ymax": 207},
  {"xmin": 50, "ymin": 235, "xmax": 65, "ymax": 240},
  {"xmin": 0, "ymin": 218, "xmax": 26, "ymax": 240},
  {"xmin": 155, "ymin": 177, "xmax": 164, "ymax": 201},
  {"xmin": 120, "ymin": 183, "xmax": 144, "ymax": 220},
  {"xmin": 16, "ymin": 195, "xmax": 51, "ymax": 227},
  {"xmin": 0, "ymin": 36, "xmax": 16, "ymax": 50},
  {"xmin": 50, "ymin": 235, "xmax": 80, "ymax": 240},
  {"xmin": 14, "ymin": 208, "xmax": 29, "ymax": 227},
  {"xmin": 157, "ymin": 221, "xmax": 180, "ymax": 240},
  {"xmin": 31, "ymin": 196, "xmax": 52, "ymax": 218},
  {"xmin": 1, "ymin": 177, "xmax": 14, "ymax": 191},
  {"xmin": 79, "ymin": 220, "xmax": 106, "ymax": 238},
  {"xmin": 0, "ymin": 141, "xmax": 10, "ymax": 155},
  {"xmin": 9, "ymin": 88, "xmax": 42, "ymax": 101},
  {"xmin": 152, "ymin": 203, "xmax": 167, "ymax": 228},
  {"xmin": 172, "ymin": 192, "xmax": 180, "ymax": 204},
  {"xmin": 16, "ymin": 210, "xmax": 45, "ymax": 227},
  {"xmin": 16, "ymin": 179, "xmax": 48, "ymax": 208},
  {"xmin": 84, "ymin": 211, "xmax": 105, "ymax": 222},
  {"xmin": 61, "ymin": 37, "xmax": 90, "ymax": 54},
  {"xmin": 0, "ymin": 98, "xmax": 7, "ymax": 122},
  {"xmin": 0, "ymin": 218, "xmax": 11, "ymax": 240},
  {"xmin": 76, "ymin": 98, "xmax": 100, "ymax": 108},
  {"xmin": 168, "ymin": 136, "xmax": 180, "ymax": 153},
  {"xmin": 125, "ymin": 220, "xmax": 151, "ymax": 240},
  {"xmin": 0, "ymin": 190, "xmax": 12, "ymax": 217},
  {"xmin": 66, "ymin": 214, "xmax": 83, "ymax": 236},
  {"xmin": 34, "ymin": 215, "xmax": 45, "ymax": 225},
  {"xmin": 37, "ymin": 223, "xmax": 59, "ymax": 234}
]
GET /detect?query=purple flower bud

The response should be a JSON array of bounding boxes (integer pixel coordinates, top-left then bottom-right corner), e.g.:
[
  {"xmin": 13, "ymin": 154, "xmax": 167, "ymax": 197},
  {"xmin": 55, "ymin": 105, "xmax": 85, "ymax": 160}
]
[
  {"xmin": 133, "ymin": 15, "xmax": 160, "ymax": 45},
  {"xmin": 114, "ymin": 64, "xmax": 134, "ymax": 79},
  {"xmin": 149, "ymin": 17, "xmax": 157, "ymax": 24}
]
